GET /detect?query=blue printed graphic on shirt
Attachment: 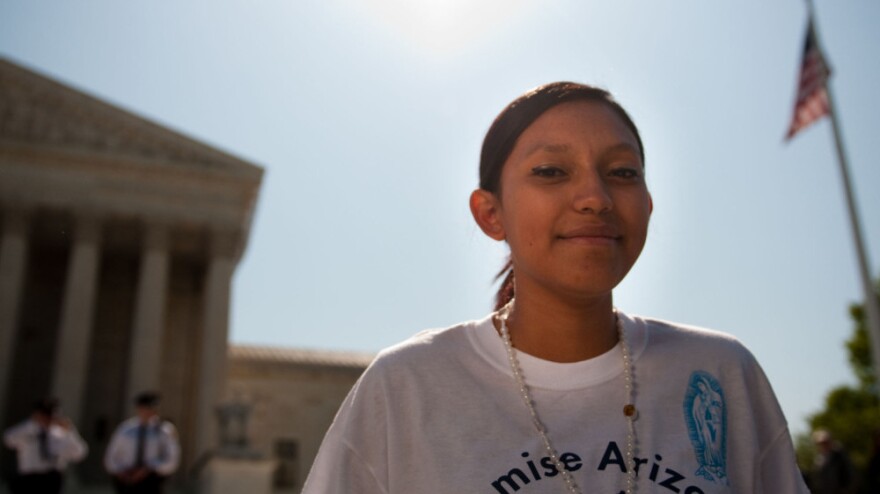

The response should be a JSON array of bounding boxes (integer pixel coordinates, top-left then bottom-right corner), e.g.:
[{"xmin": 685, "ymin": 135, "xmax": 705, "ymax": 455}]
[{"xmin": 683, "ymin": 370, "xmax": 729, "ymax": 486}]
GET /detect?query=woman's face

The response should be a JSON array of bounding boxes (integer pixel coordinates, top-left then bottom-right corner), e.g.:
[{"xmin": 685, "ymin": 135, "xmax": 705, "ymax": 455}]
[{"xmin": 480, "ymin": 100, "xmax": 652, "ymax": 301}]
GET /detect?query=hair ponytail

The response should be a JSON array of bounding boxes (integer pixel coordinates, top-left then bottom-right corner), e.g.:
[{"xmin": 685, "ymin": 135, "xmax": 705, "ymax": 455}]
[{"xmin": 494, "ymin": 257, "xmax": 514, "ymax": 311}]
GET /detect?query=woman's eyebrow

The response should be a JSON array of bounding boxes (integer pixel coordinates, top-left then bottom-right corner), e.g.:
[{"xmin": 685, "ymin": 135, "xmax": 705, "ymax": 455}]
[
  {"xmin": 600, "ymin": 142, "xmax": 641, "ymax": 158},
  {"xmin": 523, "ymin": 143, "xmax": 570, "ymax": 157},
  {"xmin": 523, "ymin": 142, "xmax": 640, "ymax": 158}
]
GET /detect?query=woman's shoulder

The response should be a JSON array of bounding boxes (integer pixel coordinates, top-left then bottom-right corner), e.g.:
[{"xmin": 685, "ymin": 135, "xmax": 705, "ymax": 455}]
[
  {"xmin": 623, "ymin": 312, "xmax": 757, "ymax": 364},
  {"xmin": 365, "ymin": 315, "xmax": 491, "ymax": 373},
  {"xmin": 624, "ymin": 312, "xmax": 787, "ymax": 417}
]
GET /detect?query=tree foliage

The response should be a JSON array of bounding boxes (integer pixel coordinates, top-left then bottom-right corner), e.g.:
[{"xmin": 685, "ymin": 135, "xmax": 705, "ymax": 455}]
[
  {"xmin": 846, "ymin": 303, "xmax": 877, "ymax": 390},
  {"xmin": 795, "ymin": 279, "xmax": 880, "ymax": 473}
]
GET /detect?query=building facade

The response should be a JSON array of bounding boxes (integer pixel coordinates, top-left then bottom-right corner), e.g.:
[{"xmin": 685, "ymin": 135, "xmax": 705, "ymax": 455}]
[
  {"xmin": 0, "ymin": 58, "xmax": 272, "ymax": 491},
  {"xmin": 225, "ymin": 345, "xmax": 372, "ymax": 493}
]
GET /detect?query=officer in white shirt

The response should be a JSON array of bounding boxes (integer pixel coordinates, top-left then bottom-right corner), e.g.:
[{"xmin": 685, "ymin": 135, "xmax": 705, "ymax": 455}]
[
  {"xmin": 2, "ymin": 398, "xmax": 88, "ymax": 494},
  {"xmin": 104, "ymin": 392, "xmax": 181, "ymax": 494}
]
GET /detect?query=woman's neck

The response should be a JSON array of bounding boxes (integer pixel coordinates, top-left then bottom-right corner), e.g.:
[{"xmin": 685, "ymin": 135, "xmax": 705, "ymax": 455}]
[{"xmin": 498, "ymin": 287, "xmax": 618, "ymax": 363}]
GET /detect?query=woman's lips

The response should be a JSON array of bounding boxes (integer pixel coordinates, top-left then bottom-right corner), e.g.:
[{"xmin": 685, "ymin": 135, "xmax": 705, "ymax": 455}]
[{"xmin": 557, "ymin": 225, "xmax": 620, "ymax": 245}]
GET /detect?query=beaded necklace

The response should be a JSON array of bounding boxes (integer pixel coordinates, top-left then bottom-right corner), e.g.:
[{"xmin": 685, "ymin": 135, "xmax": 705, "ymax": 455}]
[{"xmin": 497, "ymin": 302, "xmax": 638, "ymax": 494}]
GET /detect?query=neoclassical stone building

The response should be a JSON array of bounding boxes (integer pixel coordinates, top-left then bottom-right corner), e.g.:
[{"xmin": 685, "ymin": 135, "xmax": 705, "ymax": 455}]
[
  {"xmin": 225, "ymin": 346, "xmax": 372, "ymax": 492},
  {"xmin": 0, "ymin": 58, "xmax": 366, "ymax": 493}
]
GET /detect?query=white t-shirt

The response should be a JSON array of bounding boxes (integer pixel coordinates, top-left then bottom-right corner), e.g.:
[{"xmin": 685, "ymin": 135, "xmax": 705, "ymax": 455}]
[{"xmin": 303, "ymin": 312, "xmax": 808, "ymax": 494}]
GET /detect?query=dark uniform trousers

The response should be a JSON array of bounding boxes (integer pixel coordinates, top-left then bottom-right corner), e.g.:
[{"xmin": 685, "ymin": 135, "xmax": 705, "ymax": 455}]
[
  {"xmin": 113, "ymin": 472, "xmax": 166, "ymax": 494},
  {"xmin": 10, "ymin": 470, "xmax": 63, "ymax": 494}
]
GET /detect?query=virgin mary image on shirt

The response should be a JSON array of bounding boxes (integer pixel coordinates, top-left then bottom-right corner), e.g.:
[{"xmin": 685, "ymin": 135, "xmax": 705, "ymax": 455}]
[{"xmin": 683, "ymin": 370, "xmax": 729, "ymax": 485}]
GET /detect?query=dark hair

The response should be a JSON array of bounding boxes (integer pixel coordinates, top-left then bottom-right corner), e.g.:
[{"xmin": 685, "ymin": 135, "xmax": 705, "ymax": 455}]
[
  {"xmin": 135, "ymin": 391, "xmax": 161, "ymax": 408},
  {"xmin": 33, "ymin": 397, "xmax": 59, "ymax": 416},
  {"xmin": 480, "ymin": 82, "xmax": 645, "ymax": 310}
]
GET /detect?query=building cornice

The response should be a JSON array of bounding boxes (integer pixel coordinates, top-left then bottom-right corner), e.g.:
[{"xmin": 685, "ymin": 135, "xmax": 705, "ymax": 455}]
[{"xmin": 229, "ymin": 344, "xmax": 375, "ymax": 370}]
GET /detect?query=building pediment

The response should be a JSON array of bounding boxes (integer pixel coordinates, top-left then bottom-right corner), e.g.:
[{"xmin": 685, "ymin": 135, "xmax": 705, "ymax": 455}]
[
  {"xmin": 0, "ymin": 57, "xmax": 261, "ymax": 179},
  {"xmin": 0, "ymin": 57, "xmax": 263, "ymax": 260}
]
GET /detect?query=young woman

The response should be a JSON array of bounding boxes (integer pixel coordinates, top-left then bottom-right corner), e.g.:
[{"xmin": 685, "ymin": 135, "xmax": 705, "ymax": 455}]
[{"xmin": 302, "ymin": 82, "xmax": 808, "ymax": 493}]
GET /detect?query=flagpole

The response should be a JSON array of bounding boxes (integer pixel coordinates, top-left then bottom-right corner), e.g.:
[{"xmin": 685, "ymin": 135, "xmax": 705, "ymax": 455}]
[
  {"xmin": 807, "ymin": 1, "xmax": 880, "ymax": 385},
  {"xmin": 824, "ymin": 83, "xmax": 880, "ymax": 386}
]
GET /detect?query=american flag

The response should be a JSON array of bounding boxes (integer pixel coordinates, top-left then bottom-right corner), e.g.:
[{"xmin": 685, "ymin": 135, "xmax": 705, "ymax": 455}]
[{"xmin": 786, "ymin": 18, "xmax": 831, "ymax": 140}]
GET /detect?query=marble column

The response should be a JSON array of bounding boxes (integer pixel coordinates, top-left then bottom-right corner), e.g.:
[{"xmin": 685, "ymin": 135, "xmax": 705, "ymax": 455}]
[
  {"xmin": 194, "ymin": 231, "xmax": 237, "ymax": 458},
  {"xmin": 125, "ymin": 223, "xmax": 170, "ymax": 404},
  {"xmin": 51, "ymin": 215, "xmax": 101, "ymax": 424},
  {"xmin": 0, "ymin": 209, "xmax": 29, "ymax": 427}
]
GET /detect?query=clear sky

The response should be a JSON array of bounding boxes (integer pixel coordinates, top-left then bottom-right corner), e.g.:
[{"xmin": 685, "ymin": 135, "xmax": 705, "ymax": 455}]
[{"xmin": 2, "ymin": 1, "xmax": 878, "ymax": 436}]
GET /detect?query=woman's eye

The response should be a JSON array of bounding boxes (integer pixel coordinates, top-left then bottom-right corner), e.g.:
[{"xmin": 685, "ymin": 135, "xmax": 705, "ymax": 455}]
[
  {"xmin": 610, "ymin": 167, "xmax": 641, "ymax": 179},
  {"xmin": 531, "ymin": 166, "xmax": 565, "ymax": 178}
]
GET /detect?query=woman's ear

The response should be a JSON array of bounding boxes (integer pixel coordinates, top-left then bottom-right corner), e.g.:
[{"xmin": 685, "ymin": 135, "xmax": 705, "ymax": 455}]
[{"xmin": 469, "ymin": 189, "xmax": 506, "ymax": 241}]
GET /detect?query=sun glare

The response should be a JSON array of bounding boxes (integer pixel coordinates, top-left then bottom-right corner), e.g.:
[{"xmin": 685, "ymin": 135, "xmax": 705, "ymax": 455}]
[{"xmin": 361, "ymin": 0, "xmax": 526, "ymax": 57}]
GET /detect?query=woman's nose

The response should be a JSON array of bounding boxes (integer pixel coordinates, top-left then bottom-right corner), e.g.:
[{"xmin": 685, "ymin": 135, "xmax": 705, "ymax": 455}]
[{"xmin": 572, "ymin": 174, "xmax": 612, "ymax": 214}]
